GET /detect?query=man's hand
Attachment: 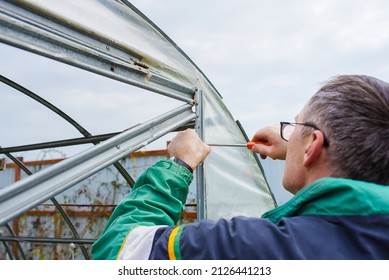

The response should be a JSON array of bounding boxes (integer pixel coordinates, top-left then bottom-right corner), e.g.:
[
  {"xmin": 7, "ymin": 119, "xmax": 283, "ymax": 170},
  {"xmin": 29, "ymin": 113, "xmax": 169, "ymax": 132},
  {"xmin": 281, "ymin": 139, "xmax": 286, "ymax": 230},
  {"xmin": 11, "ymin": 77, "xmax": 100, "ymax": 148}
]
[
  {"xmin": 251, "ymin": 124, "xmax": 288, "ymax": 160},
  {"xmin": 168, "ymin": 129, "xmax": 211, "ymax": 170}
]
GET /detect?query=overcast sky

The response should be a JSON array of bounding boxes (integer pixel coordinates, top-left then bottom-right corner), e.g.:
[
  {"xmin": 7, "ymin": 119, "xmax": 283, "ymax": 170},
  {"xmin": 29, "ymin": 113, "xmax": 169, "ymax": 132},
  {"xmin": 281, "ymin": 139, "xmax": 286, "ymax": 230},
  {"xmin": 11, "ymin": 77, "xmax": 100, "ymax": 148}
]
[
  {"xmin": 130, "ymin": 0, "xmax": 389, "ymax": 137},
  {"xmin": 2, "ymin": 0, "xmax": 389, "ymax": 157}
]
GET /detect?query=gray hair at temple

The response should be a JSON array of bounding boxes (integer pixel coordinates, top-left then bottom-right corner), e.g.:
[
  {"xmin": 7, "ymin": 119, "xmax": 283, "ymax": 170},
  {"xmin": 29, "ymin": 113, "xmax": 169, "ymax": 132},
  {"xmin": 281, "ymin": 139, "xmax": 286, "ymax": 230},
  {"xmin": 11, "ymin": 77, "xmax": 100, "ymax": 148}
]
[{"xmin": 302, "ymin": 75, "xmax": 389, "ymax": 185}]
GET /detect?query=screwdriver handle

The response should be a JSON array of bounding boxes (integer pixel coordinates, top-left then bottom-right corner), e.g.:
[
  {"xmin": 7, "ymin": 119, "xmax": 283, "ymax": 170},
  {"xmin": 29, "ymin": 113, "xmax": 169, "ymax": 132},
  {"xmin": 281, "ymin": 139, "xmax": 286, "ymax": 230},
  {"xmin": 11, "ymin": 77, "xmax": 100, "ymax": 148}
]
[{"xmin": 246, "ymin": 141, "xmax": 269, "ymax": 149}]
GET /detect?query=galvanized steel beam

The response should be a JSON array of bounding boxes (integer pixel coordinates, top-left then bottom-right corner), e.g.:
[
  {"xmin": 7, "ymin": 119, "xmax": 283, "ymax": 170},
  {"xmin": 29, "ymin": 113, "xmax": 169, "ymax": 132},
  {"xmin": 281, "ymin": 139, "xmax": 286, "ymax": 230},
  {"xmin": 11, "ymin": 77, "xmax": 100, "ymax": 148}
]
[
  {"xmin": 0, "ymin": 104, "xmax": 196, "ymax": 226},
  {"xmin": 0, "ymin": 132, "xmax": 120, "ymax": 153},
  {"xmin": 195, "ymin": 90, "xmax": 206, "ymax": 220},
  {"xmin": 0, "ymin": 1, "xmax": 195, "ymax": 104},
  {"xmin": 0, "ymin": 236, "xmax": 95, "ymax": 245}
]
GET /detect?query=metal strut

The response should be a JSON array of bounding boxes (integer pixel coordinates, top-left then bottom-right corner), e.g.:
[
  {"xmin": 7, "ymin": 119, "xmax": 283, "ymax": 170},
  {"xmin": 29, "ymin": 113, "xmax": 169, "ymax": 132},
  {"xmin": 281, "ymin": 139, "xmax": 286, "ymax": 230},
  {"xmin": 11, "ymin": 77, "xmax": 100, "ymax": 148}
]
[{"xmin": 0, "ymin": 104, "xmax": 196, "ymax": 226}]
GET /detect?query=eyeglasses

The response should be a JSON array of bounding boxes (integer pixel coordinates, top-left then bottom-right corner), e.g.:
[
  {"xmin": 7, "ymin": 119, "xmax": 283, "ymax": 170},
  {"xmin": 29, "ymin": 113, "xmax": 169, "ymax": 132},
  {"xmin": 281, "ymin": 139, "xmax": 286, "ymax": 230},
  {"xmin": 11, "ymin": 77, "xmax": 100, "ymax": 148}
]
[{"xmin": 280, "ymin": 121, "xmax": 330, "ymax": 146}]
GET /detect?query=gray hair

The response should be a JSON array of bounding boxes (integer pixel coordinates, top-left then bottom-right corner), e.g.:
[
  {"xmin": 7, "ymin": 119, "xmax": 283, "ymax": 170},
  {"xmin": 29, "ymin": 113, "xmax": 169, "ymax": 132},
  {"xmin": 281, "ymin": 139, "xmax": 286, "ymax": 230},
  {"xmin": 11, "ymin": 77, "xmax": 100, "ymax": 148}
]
[{"xmin": 302, "ymin": 75, "xmax": 389, "ymax": 185}]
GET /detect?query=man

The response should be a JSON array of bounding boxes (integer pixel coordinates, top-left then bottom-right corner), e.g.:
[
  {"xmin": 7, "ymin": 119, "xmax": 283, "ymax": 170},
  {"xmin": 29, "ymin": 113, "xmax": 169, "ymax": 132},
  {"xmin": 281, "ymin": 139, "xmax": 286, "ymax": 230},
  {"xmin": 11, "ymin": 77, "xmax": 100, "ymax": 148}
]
[{"xmin": 91, "ymin": 75, "xmax": 389, "ymax": 259}]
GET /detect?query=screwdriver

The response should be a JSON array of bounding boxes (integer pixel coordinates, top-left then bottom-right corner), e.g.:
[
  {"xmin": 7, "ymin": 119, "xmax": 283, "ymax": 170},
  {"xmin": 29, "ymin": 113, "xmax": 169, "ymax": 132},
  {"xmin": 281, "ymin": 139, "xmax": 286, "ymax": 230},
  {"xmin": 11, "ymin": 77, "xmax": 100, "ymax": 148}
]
[{"xmin": 208, "ymin": 141, "xmax": 269, "ymax": 150}]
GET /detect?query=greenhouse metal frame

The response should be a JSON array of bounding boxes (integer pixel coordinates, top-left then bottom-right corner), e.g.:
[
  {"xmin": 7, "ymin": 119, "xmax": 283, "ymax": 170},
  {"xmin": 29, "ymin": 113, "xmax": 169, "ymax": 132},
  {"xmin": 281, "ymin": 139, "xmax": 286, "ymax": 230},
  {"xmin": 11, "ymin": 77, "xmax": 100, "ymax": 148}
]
[{"xmin": 0, "ymin": 0, "xmax": 275, "ymax": 259}]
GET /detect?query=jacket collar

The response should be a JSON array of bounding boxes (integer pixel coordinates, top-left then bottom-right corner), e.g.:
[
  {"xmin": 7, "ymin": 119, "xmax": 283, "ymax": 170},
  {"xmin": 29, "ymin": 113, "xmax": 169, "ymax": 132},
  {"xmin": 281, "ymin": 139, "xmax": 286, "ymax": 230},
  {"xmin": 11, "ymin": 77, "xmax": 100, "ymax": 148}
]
[{"xmin": 262, "ymin": 177, "xmax": 389, "ymax": 223}]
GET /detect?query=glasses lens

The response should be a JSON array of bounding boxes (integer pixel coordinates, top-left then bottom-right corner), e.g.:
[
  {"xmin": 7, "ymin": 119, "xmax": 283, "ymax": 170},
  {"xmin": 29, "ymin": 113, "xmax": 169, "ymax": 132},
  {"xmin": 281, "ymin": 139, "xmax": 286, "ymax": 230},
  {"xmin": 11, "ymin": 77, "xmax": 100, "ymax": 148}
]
[{"xmin": 282, "ymin": 124, "xmax": 295, "ymax": 141}]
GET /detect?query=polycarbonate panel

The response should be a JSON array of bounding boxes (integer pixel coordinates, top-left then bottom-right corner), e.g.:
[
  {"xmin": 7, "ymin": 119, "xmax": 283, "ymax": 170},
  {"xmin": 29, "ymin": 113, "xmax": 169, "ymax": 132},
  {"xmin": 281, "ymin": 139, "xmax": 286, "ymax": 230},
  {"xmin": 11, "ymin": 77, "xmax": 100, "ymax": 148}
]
[{"xmin": 200, "ymin": 81, "xmax": 276, "ymax": 219}]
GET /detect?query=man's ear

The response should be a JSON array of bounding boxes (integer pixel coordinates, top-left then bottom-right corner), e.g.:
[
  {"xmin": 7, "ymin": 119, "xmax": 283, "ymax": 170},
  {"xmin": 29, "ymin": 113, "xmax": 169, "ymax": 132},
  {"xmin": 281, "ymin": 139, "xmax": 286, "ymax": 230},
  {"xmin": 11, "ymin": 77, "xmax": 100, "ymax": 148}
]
[{"xmin": 303, "ymin": 131, "xmax": 326, "ymax": 167}]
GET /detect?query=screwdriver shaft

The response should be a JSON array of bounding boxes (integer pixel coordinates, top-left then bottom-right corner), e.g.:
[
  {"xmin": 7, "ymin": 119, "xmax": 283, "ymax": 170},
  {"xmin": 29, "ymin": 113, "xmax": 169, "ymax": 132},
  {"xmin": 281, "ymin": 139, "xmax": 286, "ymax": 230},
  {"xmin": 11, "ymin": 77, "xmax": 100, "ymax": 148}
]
[
  {"xmin": 207, "ymin": 141, "xmax": 268, "ymax": 149},
  {"xmin": 207, "ymin": 144, "xmax": 247, "ymax": 147}
]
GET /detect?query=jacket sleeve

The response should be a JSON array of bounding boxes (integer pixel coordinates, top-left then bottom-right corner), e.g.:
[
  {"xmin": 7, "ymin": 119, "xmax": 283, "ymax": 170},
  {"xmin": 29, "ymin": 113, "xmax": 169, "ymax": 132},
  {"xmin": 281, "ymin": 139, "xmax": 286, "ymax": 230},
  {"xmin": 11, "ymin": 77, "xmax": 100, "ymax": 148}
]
[{"xmin": 90, "ymin": 159, "xmax": 193, "ymax": 260}]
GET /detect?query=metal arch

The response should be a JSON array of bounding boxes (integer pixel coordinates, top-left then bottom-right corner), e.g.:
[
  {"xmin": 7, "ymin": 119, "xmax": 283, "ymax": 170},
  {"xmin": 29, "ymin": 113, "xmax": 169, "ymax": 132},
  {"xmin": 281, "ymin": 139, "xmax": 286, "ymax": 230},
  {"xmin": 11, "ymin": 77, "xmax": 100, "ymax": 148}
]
[
  {"xmin": 0, "ymin": 232, "xmax": 14, "ymax": 260},
  {"xmin": 236, "ymin": 120, "xmax": 278, "ymax": 208},
  {"xmin": 0, "ymin": 75, "xmax": 135, "ymax": 186},
  {"xmin": 0, "ymin": 75, "xmax": 92, "ymax": 137},
  {"xmin": 121, "ymin": 0, "xmax": 223, "ymax": 100},
  {"xmin": 1, "ymin": 224, "xmax": 26, "ymax": 260}
]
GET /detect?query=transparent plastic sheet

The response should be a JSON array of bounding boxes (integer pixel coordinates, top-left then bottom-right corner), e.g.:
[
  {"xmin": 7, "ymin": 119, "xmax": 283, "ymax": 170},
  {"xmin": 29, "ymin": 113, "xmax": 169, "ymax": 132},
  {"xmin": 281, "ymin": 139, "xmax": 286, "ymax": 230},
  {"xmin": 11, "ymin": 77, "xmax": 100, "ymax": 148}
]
[
  {"xmin": 200, "ymin": 81, "xmax": 276, "ymax": 219},
  {"xmin": 18, "ymin": 0, "xmax": 276, "ymax": 219}
]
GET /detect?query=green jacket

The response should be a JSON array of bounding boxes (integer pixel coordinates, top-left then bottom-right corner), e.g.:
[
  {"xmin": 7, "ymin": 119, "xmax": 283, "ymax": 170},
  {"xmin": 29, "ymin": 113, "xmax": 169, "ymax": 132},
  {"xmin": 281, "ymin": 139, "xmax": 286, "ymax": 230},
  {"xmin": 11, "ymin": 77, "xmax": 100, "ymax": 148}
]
[{"xmin": 91, "ymin": 159, "xmax": 389, "ymax": 259}]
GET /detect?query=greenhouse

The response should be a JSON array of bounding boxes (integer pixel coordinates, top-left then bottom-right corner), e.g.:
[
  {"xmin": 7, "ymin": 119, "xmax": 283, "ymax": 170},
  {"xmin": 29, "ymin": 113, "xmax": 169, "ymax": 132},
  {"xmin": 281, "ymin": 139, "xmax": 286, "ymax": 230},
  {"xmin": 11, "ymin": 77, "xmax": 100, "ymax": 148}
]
[{"xmin": 0, "ymin": 0, "xmax": 276, "ymax": 259}]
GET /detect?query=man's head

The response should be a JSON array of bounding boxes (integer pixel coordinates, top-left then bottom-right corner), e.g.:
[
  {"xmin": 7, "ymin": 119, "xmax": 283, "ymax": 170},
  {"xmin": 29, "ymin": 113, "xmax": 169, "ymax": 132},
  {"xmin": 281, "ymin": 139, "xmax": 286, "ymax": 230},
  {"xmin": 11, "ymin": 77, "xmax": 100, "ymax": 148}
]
[{"xmin": 301, "ymin": 75, "xmax": 389, "ymax": 185}]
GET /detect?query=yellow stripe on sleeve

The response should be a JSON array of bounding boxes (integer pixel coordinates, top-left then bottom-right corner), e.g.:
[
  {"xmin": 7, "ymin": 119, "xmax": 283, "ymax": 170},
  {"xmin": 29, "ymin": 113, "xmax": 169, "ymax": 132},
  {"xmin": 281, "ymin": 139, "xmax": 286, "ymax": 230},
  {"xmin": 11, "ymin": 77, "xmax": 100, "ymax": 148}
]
[{"xmin": 168, "ymin": 226, "xmax": 180, "ymax": 260}]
